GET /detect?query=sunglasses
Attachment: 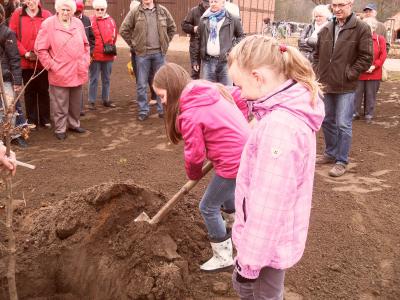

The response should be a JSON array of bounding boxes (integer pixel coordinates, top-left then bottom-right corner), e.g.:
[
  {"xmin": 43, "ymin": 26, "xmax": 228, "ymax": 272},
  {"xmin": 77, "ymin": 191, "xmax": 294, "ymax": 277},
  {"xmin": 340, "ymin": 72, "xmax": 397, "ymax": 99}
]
[{"xmin": 95, "ymin": 8, "xmax": 105, "ymax": 11}]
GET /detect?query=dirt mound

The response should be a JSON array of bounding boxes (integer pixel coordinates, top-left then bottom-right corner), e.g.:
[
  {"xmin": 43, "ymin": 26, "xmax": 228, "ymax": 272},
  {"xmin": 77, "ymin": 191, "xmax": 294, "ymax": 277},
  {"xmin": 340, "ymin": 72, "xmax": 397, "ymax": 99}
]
[{"xmin": 0, "ymin": 182, "xmax": 211, "ymax": 300}]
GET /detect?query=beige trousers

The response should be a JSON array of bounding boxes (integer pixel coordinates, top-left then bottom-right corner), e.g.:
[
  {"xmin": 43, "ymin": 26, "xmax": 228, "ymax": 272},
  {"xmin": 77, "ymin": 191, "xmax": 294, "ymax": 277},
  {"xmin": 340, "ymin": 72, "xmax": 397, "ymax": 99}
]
[{"xmin": 49, "ymin": 85, "xmax": 82, "ymax": 133}]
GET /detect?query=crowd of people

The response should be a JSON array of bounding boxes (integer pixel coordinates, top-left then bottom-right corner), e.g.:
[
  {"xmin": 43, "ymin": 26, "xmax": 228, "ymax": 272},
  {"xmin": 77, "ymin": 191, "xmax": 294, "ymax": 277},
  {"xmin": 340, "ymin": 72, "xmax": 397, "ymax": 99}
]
[{"xmin": 0, "ymin": 0, "xmax": 391, "ymax": 299}]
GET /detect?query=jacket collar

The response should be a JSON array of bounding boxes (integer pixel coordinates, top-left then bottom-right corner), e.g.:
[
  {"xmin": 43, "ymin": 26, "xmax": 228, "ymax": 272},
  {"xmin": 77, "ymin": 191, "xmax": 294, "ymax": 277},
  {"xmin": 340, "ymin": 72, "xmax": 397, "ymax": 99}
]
[
  {"xmin": 20, "ymin": 5, "xmax": 44, "ymax": 18},
  {"xmin": 53, "ymin": 16, "xmax": 80, "ymax": 32},
  {"xmin": 333, "ymin": 12, "xmax": 356, "ymax": 30}
]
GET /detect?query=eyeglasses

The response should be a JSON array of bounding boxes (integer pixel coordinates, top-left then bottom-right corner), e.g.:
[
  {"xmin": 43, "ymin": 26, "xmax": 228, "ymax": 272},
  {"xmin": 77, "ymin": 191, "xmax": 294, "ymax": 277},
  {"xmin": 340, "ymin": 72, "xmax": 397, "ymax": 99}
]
[
  {"xmin": 61, "ymin": 8, "xmax": 71, "ymax": 12},
  {"xmin": 95, "ymin": 8, "xmax": 105, "ymax": 11},
  {"xmin": 331, "ymin": 2, "xmax": 350, "ymax": 9}
]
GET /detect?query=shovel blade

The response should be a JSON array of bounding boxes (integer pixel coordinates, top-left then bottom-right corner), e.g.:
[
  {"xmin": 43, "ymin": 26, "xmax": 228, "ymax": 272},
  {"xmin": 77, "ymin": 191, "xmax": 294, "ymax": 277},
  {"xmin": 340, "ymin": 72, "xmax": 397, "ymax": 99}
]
[{"xmin": 134, "ymin": 211, "xmax": 151, "ymax": 222}]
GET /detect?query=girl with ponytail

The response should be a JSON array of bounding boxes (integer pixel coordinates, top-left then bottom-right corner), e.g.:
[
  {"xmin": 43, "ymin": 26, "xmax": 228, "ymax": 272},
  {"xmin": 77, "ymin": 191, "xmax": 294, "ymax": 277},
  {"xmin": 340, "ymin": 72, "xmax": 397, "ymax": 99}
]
[{"xmin": 227, "ymin": 35, "xmax": 325, "ymax": 298}]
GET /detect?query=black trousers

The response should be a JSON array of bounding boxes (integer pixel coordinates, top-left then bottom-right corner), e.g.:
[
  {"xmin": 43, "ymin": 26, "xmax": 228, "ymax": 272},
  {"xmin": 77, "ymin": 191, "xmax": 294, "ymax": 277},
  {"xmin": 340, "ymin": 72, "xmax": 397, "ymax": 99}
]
[{"xmin": 22, "ymin": 69, "xmax": 50, "ymax": 126}]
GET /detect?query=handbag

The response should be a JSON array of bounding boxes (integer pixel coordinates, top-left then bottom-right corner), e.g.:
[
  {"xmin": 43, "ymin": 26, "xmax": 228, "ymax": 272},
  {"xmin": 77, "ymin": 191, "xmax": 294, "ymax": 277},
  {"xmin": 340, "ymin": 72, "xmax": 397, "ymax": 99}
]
[{"xmin": 96, "ymin": 18, "xmax": 117, "ymax": 56}]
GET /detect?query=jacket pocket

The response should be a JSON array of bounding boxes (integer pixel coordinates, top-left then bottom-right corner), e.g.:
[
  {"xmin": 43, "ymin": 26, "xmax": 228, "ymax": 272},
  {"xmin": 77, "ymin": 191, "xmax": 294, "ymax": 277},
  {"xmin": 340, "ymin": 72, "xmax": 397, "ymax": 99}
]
[
  {"xmin": 242, "ymin": 197, "xmax": 247, "ymax": 222},
  {"xmin": 345, "ymin": 64, "xmax": 358, "ymax": 81}
]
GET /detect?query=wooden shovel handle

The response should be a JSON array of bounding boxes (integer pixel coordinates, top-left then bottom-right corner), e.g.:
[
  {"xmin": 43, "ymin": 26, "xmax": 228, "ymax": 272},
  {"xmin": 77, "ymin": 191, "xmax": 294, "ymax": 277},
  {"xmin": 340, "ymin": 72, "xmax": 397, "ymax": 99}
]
[{"xmin": 149, "ymin": 161, "xmax": 213, "ymax": 225}]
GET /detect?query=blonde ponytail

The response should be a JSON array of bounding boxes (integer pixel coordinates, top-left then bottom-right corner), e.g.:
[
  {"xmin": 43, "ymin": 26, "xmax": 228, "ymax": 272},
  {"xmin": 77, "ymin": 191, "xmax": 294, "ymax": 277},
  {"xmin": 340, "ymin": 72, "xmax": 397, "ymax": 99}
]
[{"xmin": 228, "ymin": 35, "xmax": 322, "ymax": 106}]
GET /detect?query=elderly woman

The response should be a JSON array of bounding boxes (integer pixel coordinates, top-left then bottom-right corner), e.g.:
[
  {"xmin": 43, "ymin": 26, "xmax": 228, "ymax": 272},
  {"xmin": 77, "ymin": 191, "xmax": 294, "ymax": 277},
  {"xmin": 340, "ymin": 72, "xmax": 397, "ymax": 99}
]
[
  {"xmin": 88, "ymin": 0, "xmax": 117, "ymax": 110},
  {"xmin": 34, "ymin": 0, "xmax": 90, "ymax": 140},
  {"xmin": 298, "ymin": 4, "xmax": 331, "ymax": 62},
  {"xmin": 9, "ymin": 0, "xmax": 52, "ymax": 129},
  {"xmin": 354, "ymin": 17, "xmax": 387, "ymax": 123}
]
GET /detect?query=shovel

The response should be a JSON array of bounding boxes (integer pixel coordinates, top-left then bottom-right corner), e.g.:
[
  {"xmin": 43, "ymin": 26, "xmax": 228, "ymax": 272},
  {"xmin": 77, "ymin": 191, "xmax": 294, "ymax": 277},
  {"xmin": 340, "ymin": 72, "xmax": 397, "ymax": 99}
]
[{"xmin": 135, "ymin": 161, "xmax": 213, "ymax": 225}]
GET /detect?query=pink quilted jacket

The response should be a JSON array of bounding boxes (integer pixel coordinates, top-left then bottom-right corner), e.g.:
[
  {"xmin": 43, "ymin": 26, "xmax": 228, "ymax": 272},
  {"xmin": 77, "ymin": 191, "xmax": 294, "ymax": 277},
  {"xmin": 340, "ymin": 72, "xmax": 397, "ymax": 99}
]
[
  {"xmin": 233, "ymin": 80, "xmax": 325, "ymax": 279},
  {"xmin": 177, "ymin": 81, "xmax": 250, "ymax": 180}
]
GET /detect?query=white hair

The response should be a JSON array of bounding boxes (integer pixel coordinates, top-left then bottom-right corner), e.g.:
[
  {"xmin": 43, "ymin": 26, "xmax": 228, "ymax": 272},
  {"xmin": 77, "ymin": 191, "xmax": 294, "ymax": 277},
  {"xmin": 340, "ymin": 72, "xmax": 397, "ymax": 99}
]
[
  {"xmin": 312, "ymin": 4, "xmax": 332, "ymax": 20},
  {"xmin": 92, "ymin": 0, "xmax": 108, "ymax": 9},
  {"xmin": 54, "ymin": 0, "xmax": 77, "ymax": 13},
  {"xmin": 363, "ymin": 17, "xmax": 378, "ymax": 31}
]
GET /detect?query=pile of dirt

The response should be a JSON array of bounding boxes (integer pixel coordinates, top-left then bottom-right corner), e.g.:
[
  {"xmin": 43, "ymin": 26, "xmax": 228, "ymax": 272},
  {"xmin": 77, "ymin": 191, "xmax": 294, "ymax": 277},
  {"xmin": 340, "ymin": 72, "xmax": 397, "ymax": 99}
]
[{"xmin": 0, "ymin": 182, "xmax": 212, "ymax": 300}]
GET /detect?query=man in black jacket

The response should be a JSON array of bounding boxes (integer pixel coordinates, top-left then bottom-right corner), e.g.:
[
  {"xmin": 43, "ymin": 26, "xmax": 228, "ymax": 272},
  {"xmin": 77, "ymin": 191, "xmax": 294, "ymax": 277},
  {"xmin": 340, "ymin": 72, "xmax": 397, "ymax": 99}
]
[
  {"xmin": 314, "ymin": 0, "xmax": 372, "ymax": 177},
  {"xmin": 181, "ymin": 0, "xmax": 209, "ymax": 79},
  {"xmin": 194, "ymin": 0, "xmax": 245, "ymax": 85}
]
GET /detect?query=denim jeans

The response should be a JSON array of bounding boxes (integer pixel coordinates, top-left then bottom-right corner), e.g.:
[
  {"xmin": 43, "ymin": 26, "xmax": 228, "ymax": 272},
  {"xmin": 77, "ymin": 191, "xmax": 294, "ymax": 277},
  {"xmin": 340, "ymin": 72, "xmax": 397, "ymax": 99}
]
[
  {"xmin": 199, "ymin": 173, "xmax": 236, "ymax": 241},
  {"xmin": 322, "ymin": 92, "xmax": 355, "ymax": 164},
  {"xmin": 2, "ymin": 82, "xmax": 27, "ymax": 138},
  {"xmin": 131, "ymin": 50, "xmax": 157, "ymax": 100},
  {"xmin": 232, "ymin": 267, "xmax": 286, "ymax": 300},
  {"xmin": 135, "ymin": 52, "xmax": 164, "ymax": 116},
  {"xmin": 89, "ymin": 60, "xmax": 113, "ymax": 104},
  {"xmin": 202, "ymin": 57, "xmax": 232, "ymax": 86}
]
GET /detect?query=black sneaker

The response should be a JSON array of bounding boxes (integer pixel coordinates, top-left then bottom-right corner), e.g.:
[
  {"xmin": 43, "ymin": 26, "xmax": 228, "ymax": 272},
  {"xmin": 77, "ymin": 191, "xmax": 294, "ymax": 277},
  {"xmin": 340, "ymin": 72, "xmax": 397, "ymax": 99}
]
[
  {"xmin": 103, "ymin": 102, "xmax": 116, "ymax": 108},
  {"xmin": 68, "ymin": 127, "xmax": 86, "ymax": 133},
  {"xmin": 12, "ymin": 137, "xmax": 28, "ymax": 148},
  {"xmin": 138, "ymin": 114, "xmax": 148, "ymax": 121},
  {"xmin": 55, "ymin": 132, "xmax": 66, "ymax": 140}
]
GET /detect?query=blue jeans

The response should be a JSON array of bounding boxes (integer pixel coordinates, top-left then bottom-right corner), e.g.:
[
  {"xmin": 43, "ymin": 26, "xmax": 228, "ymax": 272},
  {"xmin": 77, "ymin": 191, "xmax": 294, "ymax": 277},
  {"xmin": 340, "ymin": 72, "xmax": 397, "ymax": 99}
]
[
  {"xmin": 135, "ymin": 52, "xmax": 164, "ymax": 116},
  {"xmin": 322, "ymin": 92, "xmax": 355, "ymax": 165},
  {"xmin": 199, "ymin": 174, "xmax": 236, "ymax": 241},
  {"xmin": 202, "ymin": 57, "xmax": 232, "ymax": 86},
  {"xmin": 89, "ymin": 60, "xmax": 113, "ymax": 104},
  {"xmin": 2, "ymin": 82, "xmax": 27, "ymax": 138}
]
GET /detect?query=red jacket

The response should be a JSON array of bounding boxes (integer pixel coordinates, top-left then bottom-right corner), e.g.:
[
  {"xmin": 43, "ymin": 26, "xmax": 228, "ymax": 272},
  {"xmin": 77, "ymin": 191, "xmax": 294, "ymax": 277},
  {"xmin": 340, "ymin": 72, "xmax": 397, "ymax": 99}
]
[
  {"xmin": 9, "ymin": 5, "xmax": 52, "ymax": 70},
  {"xmin": 90, "ymin": 15, "xmax": 117, "ymax": 61},
  {"xmin": 359, "ymin": 33, "xmax": 387, "ymax": 81}
]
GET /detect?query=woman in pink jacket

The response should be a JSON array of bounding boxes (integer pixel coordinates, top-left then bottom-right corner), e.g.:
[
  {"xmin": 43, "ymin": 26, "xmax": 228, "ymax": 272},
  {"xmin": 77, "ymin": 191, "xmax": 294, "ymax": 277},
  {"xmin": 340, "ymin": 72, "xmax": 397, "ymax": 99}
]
[
  {"xmin": 228, "ymin": 36, "xmax": 325, "ymax": 299},
  {"xmin": 34, "ymin": 0, "xmax": 90, "ymax": 140},
  {"xmin": 153, "ymin": 63, "xmax": 250, "ymax": 272}
]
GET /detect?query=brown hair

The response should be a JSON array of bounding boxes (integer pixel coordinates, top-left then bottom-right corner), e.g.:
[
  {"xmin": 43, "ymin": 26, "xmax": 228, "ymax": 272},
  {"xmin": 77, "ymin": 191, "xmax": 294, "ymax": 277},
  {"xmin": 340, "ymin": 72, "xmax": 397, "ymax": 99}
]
[
  {"xmin": 153, "ymin": 63, "xmax": 191, "ymax": 144},
  {"xmin": 228, "ymin": 35, "xmax": 322, "ymax": 106},
  {"xmin": 153, "ymin": 63, "xmax": 236, "ymax": 144}
]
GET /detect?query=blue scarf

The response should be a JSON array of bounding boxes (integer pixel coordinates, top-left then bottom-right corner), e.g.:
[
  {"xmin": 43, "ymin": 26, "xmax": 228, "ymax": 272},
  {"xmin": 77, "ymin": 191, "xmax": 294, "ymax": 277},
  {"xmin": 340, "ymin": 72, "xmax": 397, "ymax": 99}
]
[{"xmin": 204, "ymin": 9, "xmax": 226, "ymax": 43}]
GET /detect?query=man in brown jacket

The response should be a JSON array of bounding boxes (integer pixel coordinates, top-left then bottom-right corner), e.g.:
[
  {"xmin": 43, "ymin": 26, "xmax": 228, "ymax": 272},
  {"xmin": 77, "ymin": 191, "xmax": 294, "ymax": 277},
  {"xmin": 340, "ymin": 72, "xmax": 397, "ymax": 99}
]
[
  {"xmin": 314, "ymin": 0, "xmax": 372, "ymax": 177},
  {"xmin": 120, "ymin": 0, "xmax": 176, "ymax": 121}
]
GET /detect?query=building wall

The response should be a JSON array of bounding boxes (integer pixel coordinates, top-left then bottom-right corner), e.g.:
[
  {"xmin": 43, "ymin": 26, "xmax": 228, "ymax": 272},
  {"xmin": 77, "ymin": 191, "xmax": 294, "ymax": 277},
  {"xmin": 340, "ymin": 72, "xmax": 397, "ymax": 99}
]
[{"xmin": 41, "ymin": 0, "xmax": 275, "ymax": 35}]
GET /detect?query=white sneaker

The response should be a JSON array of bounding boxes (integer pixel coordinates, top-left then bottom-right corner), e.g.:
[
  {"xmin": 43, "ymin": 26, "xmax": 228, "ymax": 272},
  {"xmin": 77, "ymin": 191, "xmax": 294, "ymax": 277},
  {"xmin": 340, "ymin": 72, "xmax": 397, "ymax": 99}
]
[{"xmin": 200, "ymin": 238, "xmax": 234, "ymax": 272}]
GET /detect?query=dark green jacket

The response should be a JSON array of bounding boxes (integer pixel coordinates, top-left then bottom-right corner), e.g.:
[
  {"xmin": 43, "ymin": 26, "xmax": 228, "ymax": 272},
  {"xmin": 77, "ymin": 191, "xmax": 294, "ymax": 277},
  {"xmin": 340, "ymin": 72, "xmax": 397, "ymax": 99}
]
[{"xmin": 119, "ymin": 4, "xmax": 176, "ymax": 56}]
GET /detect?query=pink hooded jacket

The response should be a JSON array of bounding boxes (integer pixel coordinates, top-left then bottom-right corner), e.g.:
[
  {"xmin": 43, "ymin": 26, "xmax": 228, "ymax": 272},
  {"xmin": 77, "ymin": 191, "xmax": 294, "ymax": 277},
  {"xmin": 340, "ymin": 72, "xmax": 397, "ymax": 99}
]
[
  {"xmin": 35, "ymin": 16, "xmax": 90, "ymax": 87},
  {"xmin": 233, "ymin": 80, "xmax": 325, "ymax": 279},
  {"xmin": 177, "ymin": 81, "xmax": 250, "ymax": 180}
]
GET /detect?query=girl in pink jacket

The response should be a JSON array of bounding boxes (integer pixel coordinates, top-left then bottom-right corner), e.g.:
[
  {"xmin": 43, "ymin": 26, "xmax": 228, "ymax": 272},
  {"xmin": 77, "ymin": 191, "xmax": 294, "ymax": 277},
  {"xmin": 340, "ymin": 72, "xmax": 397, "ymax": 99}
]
[
  {"xmin": 227, "ymin": 36, "xmax": 325, "ymax": 298},
  {"xmin": 153, "ymin": 62, "xmax": 250, "ymax": 272}
]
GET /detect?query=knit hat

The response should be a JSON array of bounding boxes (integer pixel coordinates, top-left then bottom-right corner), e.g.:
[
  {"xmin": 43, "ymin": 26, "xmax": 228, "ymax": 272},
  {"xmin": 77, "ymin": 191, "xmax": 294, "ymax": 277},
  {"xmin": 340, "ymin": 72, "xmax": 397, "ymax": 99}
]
[
  {"xmin": 92, "ymin": 0, "xmax": 107, "ymax": 9},
  {"xmin": 55, "ymin": 0, "xmax": 77, "ymax": 13},
  {"xmin": 75, "ymin": 0, "xmax": 84, "ymax": 12}
]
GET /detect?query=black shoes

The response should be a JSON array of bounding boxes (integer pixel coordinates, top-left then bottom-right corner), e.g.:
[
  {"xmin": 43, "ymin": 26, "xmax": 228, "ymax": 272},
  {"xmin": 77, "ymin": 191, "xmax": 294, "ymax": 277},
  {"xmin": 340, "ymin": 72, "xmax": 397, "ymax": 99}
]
[
  {"xmin": 103, "ymin": 102, "xmax": 116, "ymax": 108},
  {"xmin": 138, "ymin": 114, "xmax": 148, "ymax": 121},
  {"xmin": 68, "ymin": 127, "xmax": 86, "ymax": 133},
  {"xmin": 158, "ymin": 113, "xmax": 164, "ymax": 118},
  {"xmin": 12, "ymin": 137, "xmax": 28, "ymax": 148},
  {"xmin": 55, "ymin": 132, "xmax": 66, "ymax": 140}
]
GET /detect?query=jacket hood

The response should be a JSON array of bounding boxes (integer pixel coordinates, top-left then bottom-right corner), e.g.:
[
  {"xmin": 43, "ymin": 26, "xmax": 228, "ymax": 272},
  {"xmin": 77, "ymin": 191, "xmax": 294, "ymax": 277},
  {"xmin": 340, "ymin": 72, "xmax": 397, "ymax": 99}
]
[
  {"xmin": 179, "ymin": 80, "xmax": 221, "ymax": 112},
  {"xmin": 251, "ymin": 80, "xmax": 325, "ymax": 132}
]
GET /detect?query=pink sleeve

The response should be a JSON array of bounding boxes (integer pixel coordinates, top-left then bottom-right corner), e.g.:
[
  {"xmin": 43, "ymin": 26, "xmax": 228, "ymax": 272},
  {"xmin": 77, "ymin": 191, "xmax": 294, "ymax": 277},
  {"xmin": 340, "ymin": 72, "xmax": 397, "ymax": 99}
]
[
  {"xmin": 178, "ymin": 116, "xmax": 206, "ymax": 180},
  {"xmin": 375, "ymin": 35, "xmax": 387, "ymax": 68},
  {"xmin": 34, "ymin": 21, "xmax": 54, "ymax": 71},
  {"xmin": 236, "ymin": 118, "xmax": 305, "ymax": 279},
  {"xmin": 230, "ymin": 86, "xmax": 249, "ymax": 121}
]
